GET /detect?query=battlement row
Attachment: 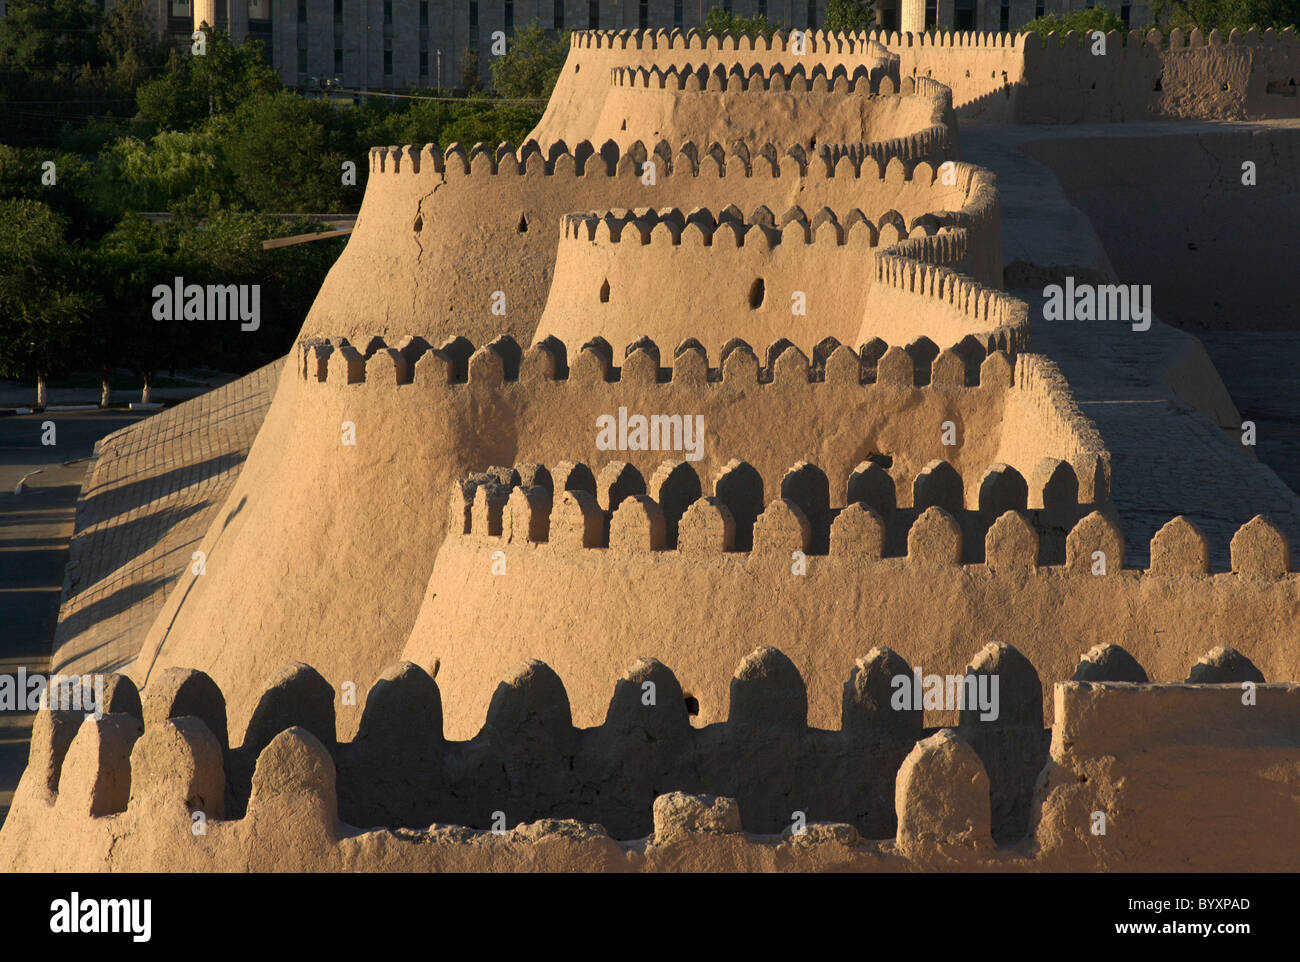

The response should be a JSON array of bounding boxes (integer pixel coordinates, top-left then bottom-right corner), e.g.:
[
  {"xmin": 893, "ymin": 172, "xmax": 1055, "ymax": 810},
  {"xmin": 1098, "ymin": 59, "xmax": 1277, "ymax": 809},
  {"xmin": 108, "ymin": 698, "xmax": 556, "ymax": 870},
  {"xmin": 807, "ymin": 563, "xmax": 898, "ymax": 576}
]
[
  {"xmin": 610, "ymin": 61, "xmax": 897, "ymax": 94},
  {"xmin": 298, "ymin": 333, "xmax": 1025, "ymax": 389},
  {"xmin": 875, "ymin": 252, "xmax": 1025, "ymax": 335},
  {"xmin": 20, "ymin": 642, "xmax": 1287, "ymax": 848},
  {"xmin": 560, "ymin": 204, "xmax": 946, "ymax": 249},
  {"xmin": 570, "ymin": 27, "xmax": 888, "ymax": 54},
  {"xmin": 452, "ymin": 454, "xmax": 1105, "ymax": 550},
  {"xmin": 453, "ymin": 460, "xmax": 1293, "ymax": 580},
  {"xmin": 866, "ymin": 26, "xmax": 1299, "ymax": 48},
  {"xmin": 566, "ymin": 26, "xmax": 1298, "ymax": 54},
  {"xmin": 365, "ymin": 130, "xmax": 964, "ymax": 182}
]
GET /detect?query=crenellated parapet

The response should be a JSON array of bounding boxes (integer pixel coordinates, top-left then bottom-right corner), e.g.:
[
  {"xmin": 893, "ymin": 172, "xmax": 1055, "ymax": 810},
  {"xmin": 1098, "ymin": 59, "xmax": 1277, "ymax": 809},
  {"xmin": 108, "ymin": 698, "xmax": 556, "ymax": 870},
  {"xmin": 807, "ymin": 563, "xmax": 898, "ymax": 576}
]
[
  {"xmin": 365, "ymin": 135, "xmax": 960, "ymax": 182},
  {"xmin": 573, "ymin": 28, "xmax": 893, "ymax": 55},
  {"xmin": 293, "ymin": 331, "xmax": 1103, "ymax": 510},
  {"xmin": 610, "ymin": 61, "xmax": 895, "ymax": 94},
  {"xmin": 3, "ymin": 646, "xmax": 1296, "ymax": 871},
  {"xmin": 449, "ymin": 454, "xmax": 1111, "ymax": 563},
  {"xmin": 408, "ymin": 471, "xmax": 1299, "ymax": 736}
]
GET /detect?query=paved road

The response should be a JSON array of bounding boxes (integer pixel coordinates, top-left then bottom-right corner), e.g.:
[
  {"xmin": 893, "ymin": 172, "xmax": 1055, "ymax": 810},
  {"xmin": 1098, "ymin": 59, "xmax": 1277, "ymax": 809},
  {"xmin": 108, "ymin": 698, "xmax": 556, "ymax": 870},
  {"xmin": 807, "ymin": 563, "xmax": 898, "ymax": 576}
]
[{"xmin": 0, "ymin": 410, "xmax": 150, "ymax": 822}]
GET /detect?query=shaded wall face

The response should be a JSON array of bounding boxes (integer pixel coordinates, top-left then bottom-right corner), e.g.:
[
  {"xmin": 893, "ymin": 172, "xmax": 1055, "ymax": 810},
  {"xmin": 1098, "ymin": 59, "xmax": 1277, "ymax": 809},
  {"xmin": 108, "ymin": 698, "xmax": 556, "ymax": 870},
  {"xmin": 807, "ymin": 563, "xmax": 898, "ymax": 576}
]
[{"xmin": 1023, "ymin": 129, "xmax": 1300, "ymax": 332}]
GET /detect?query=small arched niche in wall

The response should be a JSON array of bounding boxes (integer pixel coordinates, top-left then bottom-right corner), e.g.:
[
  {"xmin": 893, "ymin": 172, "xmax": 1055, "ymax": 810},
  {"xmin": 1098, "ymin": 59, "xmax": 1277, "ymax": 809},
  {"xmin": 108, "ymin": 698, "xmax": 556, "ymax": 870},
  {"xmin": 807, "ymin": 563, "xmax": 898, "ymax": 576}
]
[
  {"xmin": 600, "ymin": 278, "xmax": 611, "ymax": 303},
  {"xmin": 748, "ymin": 278, "xmax": 765, "ymax": 309}
]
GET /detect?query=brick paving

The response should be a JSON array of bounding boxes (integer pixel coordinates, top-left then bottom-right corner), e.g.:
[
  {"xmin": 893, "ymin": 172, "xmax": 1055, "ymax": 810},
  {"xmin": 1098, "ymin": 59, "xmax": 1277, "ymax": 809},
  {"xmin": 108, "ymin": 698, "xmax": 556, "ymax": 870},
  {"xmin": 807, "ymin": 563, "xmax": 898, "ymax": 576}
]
[{"xmin": 50, "ymin": 360, "xmax": 281, "ymax": 677}]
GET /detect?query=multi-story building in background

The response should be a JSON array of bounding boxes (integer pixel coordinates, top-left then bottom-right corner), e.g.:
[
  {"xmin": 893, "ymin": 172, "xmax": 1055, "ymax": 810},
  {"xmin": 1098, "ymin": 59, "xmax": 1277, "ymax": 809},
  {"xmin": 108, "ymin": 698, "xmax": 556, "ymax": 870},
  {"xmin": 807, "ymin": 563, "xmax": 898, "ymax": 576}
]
[{"xmin": 0, "ymin": 1, "xmax": 1153, "ymax": 91}]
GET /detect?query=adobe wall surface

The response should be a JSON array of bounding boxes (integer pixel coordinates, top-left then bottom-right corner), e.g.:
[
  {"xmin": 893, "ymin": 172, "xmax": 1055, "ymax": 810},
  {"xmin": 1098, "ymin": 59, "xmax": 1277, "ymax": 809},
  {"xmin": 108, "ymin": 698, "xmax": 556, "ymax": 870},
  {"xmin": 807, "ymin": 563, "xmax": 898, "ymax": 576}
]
[
  {"xmin": 407, "ymin": 472, "xmax": 1297, "ymax": 736},
  {"xmin": 877, "ymin": 28, "xmax": 1300, "ymax": 123},
  {"xmin": 1, "ymin": 661, "xmax": 1295, "ymax": 872},
  {"xmin": 302, "ymin": 139, "xmax": 994, "ymax": 353},
  {"xmin": 536, "ymin": 201, "xmax": 1019, "ymax": 357},
  {"xmin": 531, "ymin": 30, "xmax": 903, "ymax": 148},
  {"xmin": 129, "ymin": 337, "xmax": 1105, "ymax": 745},
  {"xmin": 595, "ymin": 68, "xmax": 945, "ymax": 155}
]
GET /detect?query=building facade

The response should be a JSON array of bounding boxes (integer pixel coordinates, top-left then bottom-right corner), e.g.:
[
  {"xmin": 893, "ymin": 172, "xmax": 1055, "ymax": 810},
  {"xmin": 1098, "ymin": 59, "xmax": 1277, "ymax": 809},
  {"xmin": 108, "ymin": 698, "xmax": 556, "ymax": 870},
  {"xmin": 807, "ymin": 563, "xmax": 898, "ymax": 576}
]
[{"xmin": 0, "ymin": 1, "xmax": 1155, "ymax": 91}]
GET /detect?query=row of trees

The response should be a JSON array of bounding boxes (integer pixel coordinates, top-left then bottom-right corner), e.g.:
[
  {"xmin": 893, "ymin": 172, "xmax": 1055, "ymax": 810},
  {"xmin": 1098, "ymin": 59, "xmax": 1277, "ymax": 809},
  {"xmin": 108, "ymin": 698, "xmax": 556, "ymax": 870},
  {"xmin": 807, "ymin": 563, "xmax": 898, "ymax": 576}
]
[
  {"xmin": 0, "ymin": 2, "xmax": 564, "ymax": 406},
  {"xmin": 1023, "ymin": 0, "xmax": 1300, "ymax": 35}
]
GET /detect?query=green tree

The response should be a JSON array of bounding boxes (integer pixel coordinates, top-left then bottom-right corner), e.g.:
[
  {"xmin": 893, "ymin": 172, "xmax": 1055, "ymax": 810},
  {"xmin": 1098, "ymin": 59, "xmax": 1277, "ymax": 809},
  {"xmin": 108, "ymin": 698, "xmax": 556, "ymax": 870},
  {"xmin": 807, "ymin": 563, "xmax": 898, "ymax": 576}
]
[
  {"xmin": 99, "ymin": 128, "xmax": 233, "ymax": 215},
  {"xmin": 460, "ymin": 48, "xmax": 482, "ymax": 90},
  {"xmin": 100, "ymin": 0, "xmax": 167, "ymax": 90},
  {"xmin": 218, "ymin": 91, "xmax": 356, "ymax": 212},
  {"xmin": 1022, "ymin": 5, "xmax": 1129, "ymax": 36},
  {"xmin": 0, "ymin": 145, "xmax": 118, "ymax": 239},
  {"xmin": 704, "ymin": 5, "xmax": 780, "ymax": 36},
  {"xmin": 0, "ymin": 199, "xmax": 89, "ymax": 406},
  {"xmin": 490, "ymin": 22, "xmax": 569, "ymax": 99},
  {"xmin": 0, "ymin": 0, "xmax": 101, "ymax": 77},
  {"xmin": 824, "ymin": 0, "xmax": 876, "ymax": 31},
  {"xmin": 1150, "ymin": 0, "xmax": 1300, "ymax": 31},
  {"xmin": 136, "ymin": 30, "xmax": 280, "ymax": 131}
]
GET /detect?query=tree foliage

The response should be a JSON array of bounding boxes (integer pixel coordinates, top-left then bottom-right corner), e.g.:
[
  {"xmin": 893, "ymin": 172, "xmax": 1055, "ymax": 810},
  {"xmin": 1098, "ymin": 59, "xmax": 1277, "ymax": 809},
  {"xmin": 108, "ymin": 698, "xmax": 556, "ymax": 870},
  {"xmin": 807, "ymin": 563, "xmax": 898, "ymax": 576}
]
[
  {"xmin": 0, "ymin": 199, "xmax": 89, "ymax": 394},
  {"xmin": 824, "ymin": 0, "xmax": 877, "ymax": 32},
  {"xmin": 490, "ymin": 22, "xmax": 569, "ymax": 100},
  {"xmin": 704, "ymin": 6, "xmax": 780, "ymax": 37},
  {"xmin": 1022, "ymin": 5, "xmax": 1130, "ymax": 35}
]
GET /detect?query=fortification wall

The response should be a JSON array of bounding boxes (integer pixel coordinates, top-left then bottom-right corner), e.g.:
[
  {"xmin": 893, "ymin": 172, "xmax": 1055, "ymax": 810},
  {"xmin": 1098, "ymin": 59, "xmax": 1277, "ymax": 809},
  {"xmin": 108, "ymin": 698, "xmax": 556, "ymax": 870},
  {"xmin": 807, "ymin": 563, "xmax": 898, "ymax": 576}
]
[
  {"xmin": 406, "ymin": 480, "xmax": 1297, "ymax": 737},
  {"xmin": 129, "ymin": 336, "xmax": 1103, "ymax": 745},
  {"xmin": 2, "ymin": 663, "xmax": 1295, "ymax": 872},
  {"xmin": 303, "ymin": 141, "xmax": 993, "ymax": 351},
  {"xmin": 532, "ymin": 29, "xmax": 902, "ymax": 148},
  {"xmin": 875, "ymin": 28, "xmax": 1300, "ymax": 122},
  {"xmin": 594, "ymin": 65, "xmax": 947, "ymax": 155},
  {"xmin": 536, "ymin": 203, "xmax": 1017, "ymax": 356}
]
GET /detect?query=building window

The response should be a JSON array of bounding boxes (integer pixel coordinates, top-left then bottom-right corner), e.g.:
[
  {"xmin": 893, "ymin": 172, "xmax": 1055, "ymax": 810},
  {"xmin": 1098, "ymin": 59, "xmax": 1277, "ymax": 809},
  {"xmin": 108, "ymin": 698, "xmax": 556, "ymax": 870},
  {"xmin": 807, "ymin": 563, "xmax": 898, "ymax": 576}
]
[
  {"xmin": 334, "ymin": 0, "xmax": 343, "ymax": 19},
  {"xmin": 1035, "ymin": 0, "xmax": 1044, "ymax": 16},
  {"xmin": 639, "ymin": 0, "xmax": 648, "ymax": 28},
  {"xmin": 470, "ymin": 2, "xmax": 479, "ymax": 50},
  {"xmin": 954, "ymin": 0, "xmax": 974, "ymax": 29},
  {"xmin": 999, "ymin": 0, "xmax": 1009, "ymax": 30},
  {"xmin": 506, "ymin": 0, "xmax": 514, "ymax": 32},
  {"xmin": 172, "ymin": 0, "xmax": 192, "ymax": 15},
  {"xmin": 1120, "ymin": 0, "xmax": 1131, "ymax": 24},
  {"xmin": 384, "ymin": 49, "xmax": 393, "ymax": 74},
  {"xmin": 724, "ymin": 0, "xmax": 732, "ymax": 12},
  {"xmin": 420, "ymin": 1, "xmax": 428, "ymax": 25},
  {"xmin": 674, "ymin": 0, "xmax": 683, "ymax": 28},
  {"xmin": 335, "ymin": 48, "xmax": 343, "ymax": 72},
  {"xmin": 420, "ymin": 50, "xmax": 428, "ymax": 74},
  {"xmin": 384, "ymin": 1, "xmax": 392, "ymax": 23},
  {"xmin": 248, "ymin": 0, "xmax": 270, "ymax": 19},
  {"xmin": 297, "ymin": 0, "xmax": 307, "ymax": 22},
  {"xmin": 758, "ymin": 0, "xmax": 767, "ymax": 15},
  {"xmin": 925, "ymin": 0, "xmax": 936, "ymax": 27},
  {"xmin": 807, "ymin": 0, "xmax": 816, "ymax": 28},
  {"xmin": 555, "ymin": 0, "xmax": 564, "ymax": 29},
  {"xmin": 589, "ymin": 0, "xmax": 599, "ymax": 28}
]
